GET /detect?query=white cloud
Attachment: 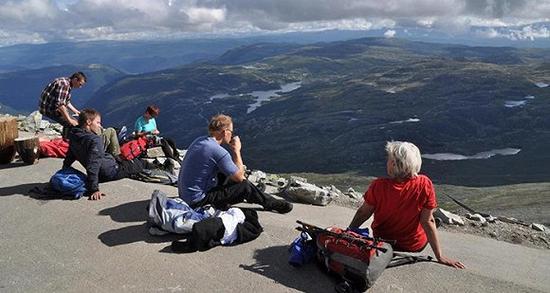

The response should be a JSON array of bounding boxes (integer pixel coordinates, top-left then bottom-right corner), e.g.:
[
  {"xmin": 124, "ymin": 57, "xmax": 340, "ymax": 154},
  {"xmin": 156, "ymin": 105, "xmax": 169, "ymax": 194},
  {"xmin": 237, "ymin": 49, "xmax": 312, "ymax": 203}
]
[
  {"xmin": 475, "ymin": 24, "xmax": 550, "ymax": 40},
  {"xmin": 0, "ymin": 0, "xmax": 548, "ymax": 46},
  {"xmin": 186, "ymin": 7, "xmax": 226, "ymax": 24},
  {"xmin": 0, "ymin": 0, "xmax": 59, "ymax": 27},
  {"xmin": 384, "ymin": 29, "xmax": 396, "ymax": 38},
  {"xmin": 0, "ymin": 29, "xmax": 47, "ymax": 46},
  {"xmin": 417, "ymin": 18, "xmax": 436, "ymax": 28}
]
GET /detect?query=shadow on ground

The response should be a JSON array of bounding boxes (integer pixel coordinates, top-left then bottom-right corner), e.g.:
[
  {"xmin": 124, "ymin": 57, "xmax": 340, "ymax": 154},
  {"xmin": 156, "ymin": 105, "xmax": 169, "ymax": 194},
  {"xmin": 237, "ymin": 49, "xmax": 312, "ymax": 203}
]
[
  {"xmin": 98, "ymin": 200, "xmax": 187, "ymax": 247},
  {"xmin": 239, "ymin": 245, "xmax": 335, "ymax": 293},
  {"xmin": 0, "ymin": 161, "xmax": 27, "ymax": 170},
  {"xmin": 0, "ymin": 182, "xmax": 72, "ymax": 200},
  {"xmin": 98, "ymin": 199, "xmax": 150, "ymax": 222},
  {"xmin": 98, "ymin": 222, "xmax": 186, "ymax": 247}
]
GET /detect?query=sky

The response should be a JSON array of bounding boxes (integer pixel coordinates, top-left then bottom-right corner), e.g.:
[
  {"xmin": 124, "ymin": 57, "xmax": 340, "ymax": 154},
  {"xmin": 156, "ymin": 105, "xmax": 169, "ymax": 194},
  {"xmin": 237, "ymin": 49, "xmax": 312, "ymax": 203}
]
[{"xmin": 0, "ymin": 0, "xmax": 549, "ymax": 46}]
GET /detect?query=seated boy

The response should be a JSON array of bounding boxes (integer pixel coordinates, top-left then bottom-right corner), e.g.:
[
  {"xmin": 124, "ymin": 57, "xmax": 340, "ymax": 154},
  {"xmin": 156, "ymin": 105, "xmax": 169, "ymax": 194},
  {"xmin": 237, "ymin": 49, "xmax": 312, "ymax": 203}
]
[{"xmin": 64, "ymin": 109, "xmax": 144, "ymax": 200}]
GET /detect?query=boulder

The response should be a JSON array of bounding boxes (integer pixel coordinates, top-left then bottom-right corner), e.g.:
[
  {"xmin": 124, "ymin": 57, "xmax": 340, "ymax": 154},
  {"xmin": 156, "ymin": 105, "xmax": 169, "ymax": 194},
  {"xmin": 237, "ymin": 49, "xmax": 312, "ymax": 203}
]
[
  {"xmin": 466, "ymin": 213, "xmax": 487, "ymax": 224},
  {"xmin": 323, "ymin": 185, "xmax": 343, "ymax": 197},
  {"xmin": 247, "ymin": 170, "xmax": 267, "ymax": 185},
  {"xmin": 434, "ymin": 208, "xmax": 464, "ymax": 226},
  {"xmin": 276, "ymin": 177, "xmax": 288, "ymax": 188},
  {"xmin": 282, "ymin": 178, "xmax": 332, "ymax": 206},
  {"xmin": 345, "ymin": 187, "xmax": 362, "ymax": 199},
  {"xmin": 23, "ymin": 111, "xmax": 42, "ymax": 133},
  {"xmin": 530, "ymin": 223, "xmax": 546, "ymax": 232},
  {"xmin": 289, "ymin": 175, "xmax": 308, "ymax": 183},
  {"xmin": 39, "ymin": 120, "xmax": 50, "ymax": 130},
  {"xmin": 486, "ymin": 215, "xmax": 497, "ymax": 223}
]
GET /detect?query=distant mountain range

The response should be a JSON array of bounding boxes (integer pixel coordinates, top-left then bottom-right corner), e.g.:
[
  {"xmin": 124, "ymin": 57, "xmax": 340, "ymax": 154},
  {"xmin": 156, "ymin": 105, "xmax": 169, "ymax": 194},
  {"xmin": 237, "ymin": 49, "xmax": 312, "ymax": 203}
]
[
  {"xmin": 0, "ymin": 64, "xmax": 124, "ymax": 114},
  {"xmin": 81, "ymin": 37, "xmax": 550, "ymax": 186},
  {"xmin": 0, "ymin": 31, "xmax": 388, "ymax": 74},
  {"xmin": 2, "ymin": 26, "xmax": 549, "ymax": 75}
]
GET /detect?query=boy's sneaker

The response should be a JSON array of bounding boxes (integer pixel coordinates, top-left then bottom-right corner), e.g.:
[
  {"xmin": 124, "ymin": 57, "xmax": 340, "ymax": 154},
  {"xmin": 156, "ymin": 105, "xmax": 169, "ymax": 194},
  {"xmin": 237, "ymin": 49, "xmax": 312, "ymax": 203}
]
[{"xmin": 265, "ymin": 199, "xmax": 293, "ymax": 214}]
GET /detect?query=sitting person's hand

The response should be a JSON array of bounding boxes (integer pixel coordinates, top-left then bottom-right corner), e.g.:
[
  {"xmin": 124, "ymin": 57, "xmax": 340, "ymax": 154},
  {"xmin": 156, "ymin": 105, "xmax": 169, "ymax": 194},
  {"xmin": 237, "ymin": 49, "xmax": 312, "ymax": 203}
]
[
  {"xmin": 437, "ymin": 255, "xmax": 465, "ymax": 269},
  {"xmin": 152, "ymin": 129, "xmax": 160, "ymax": 135},
  {"xmin": 135, "ymin": 131, "xmax": 148, "ymax": 138},
  {"xmin": 89, "ymin": 191, "xmax": 106, "ymax": 200},
  {"xmin": 230, "ymin": 136, "xmax": 241, "ymax": 153}
]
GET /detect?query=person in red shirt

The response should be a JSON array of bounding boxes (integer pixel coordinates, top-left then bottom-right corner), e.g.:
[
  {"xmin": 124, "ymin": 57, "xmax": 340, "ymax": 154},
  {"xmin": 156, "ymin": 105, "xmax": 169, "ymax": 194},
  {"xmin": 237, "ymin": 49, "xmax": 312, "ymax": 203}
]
[{"xmin": 349, "ymin": 141, "xmax": 464, "ymax": 269}]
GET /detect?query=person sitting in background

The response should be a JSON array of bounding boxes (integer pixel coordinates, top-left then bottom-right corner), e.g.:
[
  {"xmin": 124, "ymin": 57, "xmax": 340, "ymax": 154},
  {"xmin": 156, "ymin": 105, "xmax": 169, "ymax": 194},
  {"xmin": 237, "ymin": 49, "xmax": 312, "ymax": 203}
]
[
  {"xmin": 133, "ymin": 104, "xmax": 180, "ymax": 163},
  {"xmin": 135, "ymin": 105, "xmax": 160, "ymax": 137},
  {"xmin": 64, "ymin": 109, "xmax": 145, "ymax": 200},
  {"xmin": 178, "ymin": 114, "xmax": 293, "ymax": 213},
  {"xmin": 348, "ymin": 141, "xmax": 465, "ymax": 269}
]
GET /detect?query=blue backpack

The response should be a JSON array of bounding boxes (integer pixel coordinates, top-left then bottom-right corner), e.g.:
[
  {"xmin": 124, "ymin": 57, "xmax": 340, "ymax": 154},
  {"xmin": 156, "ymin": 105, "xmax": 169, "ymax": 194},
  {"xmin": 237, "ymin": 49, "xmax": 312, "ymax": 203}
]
[{"xmin": 49, "ymin": 167, "xmax": 87, "ymax": 199}]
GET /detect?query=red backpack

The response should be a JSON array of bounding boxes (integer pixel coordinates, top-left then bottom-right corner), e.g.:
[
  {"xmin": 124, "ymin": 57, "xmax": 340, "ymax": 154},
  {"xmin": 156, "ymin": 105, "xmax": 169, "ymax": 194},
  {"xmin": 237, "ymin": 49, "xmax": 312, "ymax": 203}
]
[
  {"xmin": 119, "ymin": 137, "xmax": 149, "ymax": 161},
  {"xmin": 316, "ymin": 226, "xmax": 393, "ymax": 291},
  {"xmin": 296, "ymin": 221, "xmax": 393, "ymax": 292}
]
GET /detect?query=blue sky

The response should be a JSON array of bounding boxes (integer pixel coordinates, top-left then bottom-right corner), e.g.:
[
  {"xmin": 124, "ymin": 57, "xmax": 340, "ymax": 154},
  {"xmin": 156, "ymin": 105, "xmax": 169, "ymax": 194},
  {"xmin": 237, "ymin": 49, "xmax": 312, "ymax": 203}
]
[{"xmin": 0, "ymin": 0, "xmax": 548, "ymax": 46}]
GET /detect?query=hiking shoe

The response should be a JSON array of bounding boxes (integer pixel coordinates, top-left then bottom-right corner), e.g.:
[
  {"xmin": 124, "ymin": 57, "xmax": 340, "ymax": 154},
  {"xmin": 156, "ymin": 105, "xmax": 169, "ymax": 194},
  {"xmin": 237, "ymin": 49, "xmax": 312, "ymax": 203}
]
[{"xmin": 265, "ymin": 199, "xmax": 293, "ymax": 214}]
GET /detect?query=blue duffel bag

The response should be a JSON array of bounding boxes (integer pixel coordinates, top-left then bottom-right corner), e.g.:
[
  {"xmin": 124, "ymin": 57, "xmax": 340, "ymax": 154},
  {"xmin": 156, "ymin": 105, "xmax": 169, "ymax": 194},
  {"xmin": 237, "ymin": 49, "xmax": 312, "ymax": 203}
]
[{"xmin": 49, "ymin": 167, "xmax": 87, "ymax": 199}]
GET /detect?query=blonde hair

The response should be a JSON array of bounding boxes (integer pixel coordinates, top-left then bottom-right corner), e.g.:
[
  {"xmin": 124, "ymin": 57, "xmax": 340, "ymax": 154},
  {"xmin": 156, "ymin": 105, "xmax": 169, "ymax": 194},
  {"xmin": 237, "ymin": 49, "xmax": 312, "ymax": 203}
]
[
  {"xmin": 385, "ymin": 141, "xmax": 422, "ymax": 179},
  {"xmin": 208, "ymin": 114, "xmax": 232, "ymax": 135}
]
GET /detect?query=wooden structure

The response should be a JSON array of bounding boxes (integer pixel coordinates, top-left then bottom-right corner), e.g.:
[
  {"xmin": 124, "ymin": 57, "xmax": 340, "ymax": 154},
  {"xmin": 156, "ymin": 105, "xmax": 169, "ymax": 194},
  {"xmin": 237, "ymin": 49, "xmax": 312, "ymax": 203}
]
[
  {"xmin": 14, "ymin": 136, "xmax": 40, "ymax": 165},
  {"xmin": 0, "ymin": 117, "xmax": 18, "ymax": 164}
]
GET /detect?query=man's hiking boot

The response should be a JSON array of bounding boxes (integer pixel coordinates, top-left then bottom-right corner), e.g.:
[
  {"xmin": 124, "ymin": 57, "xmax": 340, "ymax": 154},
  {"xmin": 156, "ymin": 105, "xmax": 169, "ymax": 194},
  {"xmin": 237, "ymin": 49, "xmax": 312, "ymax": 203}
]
[{"xmin": 265, "ymin": 199, "xmax": 293, "ymax": 214}]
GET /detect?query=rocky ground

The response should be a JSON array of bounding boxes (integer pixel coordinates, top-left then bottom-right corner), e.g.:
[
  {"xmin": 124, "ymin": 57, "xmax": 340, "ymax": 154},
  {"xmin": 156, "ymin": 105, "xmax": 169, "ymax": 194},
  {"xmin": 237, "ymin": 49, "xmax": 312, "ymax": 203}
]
[
  {"xmin": 4, "ymin": 111, "xmax": 549, "ymax": 252},
  {"xmin": 3, "ymin": 158, "xmax": 550, "ymax": 293},
  {"xmin": 440, "ymin": 218, "xmax": 550, "ymax": 250}
]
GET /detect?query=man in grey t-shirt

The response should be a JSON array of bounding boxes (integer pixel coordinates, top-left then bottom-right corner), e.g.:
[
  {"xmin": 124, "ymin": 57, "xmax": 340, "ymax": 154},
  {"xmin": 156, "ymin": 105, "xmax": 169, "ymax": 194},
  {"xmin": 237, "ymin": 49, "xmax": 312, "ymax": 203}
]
[{"xmin": 178, "ymin": 114, "xmax": 292, "ymax": 213}]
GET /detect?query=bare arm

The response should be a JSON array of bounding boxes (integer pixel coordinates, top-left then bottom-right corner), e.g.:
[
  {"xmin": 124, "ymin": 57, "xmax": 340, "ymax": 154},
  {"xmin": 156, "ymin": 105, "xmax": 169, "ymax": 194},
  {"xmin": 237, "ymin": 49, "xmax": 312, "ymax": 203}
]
[
  {"xmin": 228, "ymin": 136, "xmax": 245, "ymax": 182},
  {"xmin": 66, "ymin": 102, "xmax": 80, "ymax": 116},
  {"xmin": 55, "ymin": 81, "xmax": 78, "ymax": 126},
  {"xmin": 58, "ymin": 104, "xmax": 78, "ymax": 126},
  {"xmin": 420, "ymin": 208, "xmax": 465, "ymax": 269},
  {"xmin": 349, "ymin": 203, "xmax": 375, "ymax": 229}
]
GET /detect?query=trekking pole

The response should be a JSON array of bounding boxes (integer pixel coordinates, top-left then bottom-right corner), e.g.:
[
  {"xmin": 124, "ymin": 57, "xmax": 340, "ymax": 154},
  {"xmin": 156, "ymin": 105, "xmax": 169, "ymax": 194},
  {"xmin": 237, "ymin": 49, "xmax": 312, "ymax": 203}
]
[
  {"xmin": 440, "ymin": 192, "xmax": 530, "ymax": 226},
  {"xmin": 388, "ymin": 252, "xmax": 434, "ymax": 268},
  {"xmin": 439, "ymin": 191, "xmax": 491, "ymax": 217}
]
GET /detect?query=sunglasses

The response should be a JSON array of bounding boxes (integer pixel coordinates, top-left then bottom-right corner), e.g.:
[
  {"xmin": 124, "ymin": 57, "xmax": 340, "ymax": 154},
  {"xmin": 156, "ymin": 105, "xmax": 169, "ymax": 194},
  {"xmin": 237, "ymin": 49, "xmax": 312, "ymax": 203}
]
[{"xmin": 224, "ymin": 128, "xmax": 236, "ymax": 137}]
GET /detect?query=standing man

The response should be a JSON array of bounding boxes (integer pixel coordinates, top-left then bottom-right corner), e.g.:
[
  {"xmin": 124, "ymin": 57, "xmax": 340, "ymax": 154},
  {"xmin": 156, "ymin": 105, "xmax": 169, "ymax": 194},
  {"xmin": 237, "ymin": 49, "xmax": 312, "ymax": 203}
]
[
  {"xmin": 39, "ymin": 72, "xmax": 87, "ymax": 138},
  {"xmin": 178, "ymin": 114, "xmax": 293, "ymax": 213}
]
